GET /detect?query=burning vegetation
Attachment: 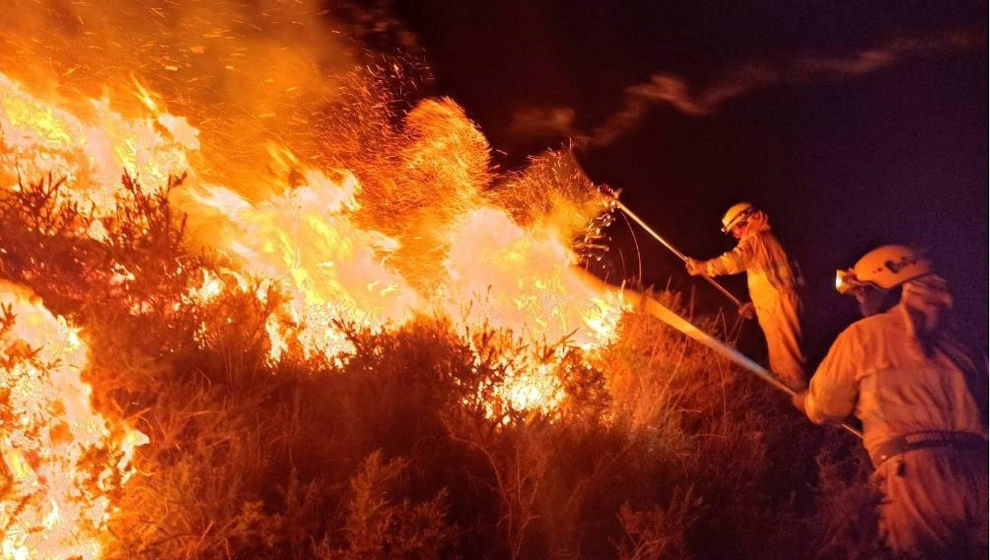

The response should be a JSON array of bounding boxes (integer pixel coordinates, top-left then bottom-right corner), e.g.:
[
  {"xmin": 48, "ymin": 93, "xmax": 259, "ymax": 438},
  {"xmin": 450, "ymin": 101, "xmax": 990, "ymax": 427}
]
[{"xmin": 0, "ymin": 2, "xmax": 890, "ymax": 559}]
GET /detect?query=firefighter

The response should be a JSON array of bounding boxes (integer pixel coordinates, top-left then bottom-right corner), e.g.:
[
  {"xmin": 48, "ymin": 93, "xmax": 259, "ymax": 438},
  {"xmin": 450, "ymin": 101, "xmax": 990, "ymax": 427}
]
[
  {"xmin": 793, "ymin": 245, "xmax": 988, "ymax": 558},
  {"xmin": 684, "ymin": 202, "xmax": 807, "ymax": 390}
]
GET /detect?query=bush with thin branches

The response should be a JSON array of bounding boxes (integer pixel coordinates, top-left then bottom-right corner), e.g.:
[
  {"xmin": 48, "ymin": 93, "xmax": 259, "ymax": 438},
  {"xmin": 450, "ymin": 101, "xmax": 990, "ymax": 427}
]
[{"xmin": 0, "ymin": 171, "xmax": 884, "ymax": 560}]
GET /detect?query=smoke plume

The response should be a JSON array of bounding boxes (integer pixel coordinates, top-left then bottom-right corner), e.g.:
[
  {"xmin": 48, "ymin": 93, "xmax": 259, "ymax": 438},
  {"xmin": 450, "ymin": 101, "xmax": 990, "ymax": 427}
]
[{"xmin": 508, "ymin": 28, "xmax": 983, "ymax": 147}]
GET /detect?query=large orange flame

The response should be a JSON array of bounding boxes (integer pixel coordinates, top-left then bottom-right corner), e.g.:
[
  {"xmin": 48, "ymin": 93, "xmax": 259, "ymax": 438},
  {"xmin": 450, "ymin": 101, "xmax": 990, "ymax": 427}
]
[
  {"xmin": 0, "ymin": 5, "xmax": 631, "ymax": 551},
  {"xmin": 0, "ymin": 281, "xmax": 147, "ymax": 560},
  {"xmin": 1, "ymin": 65, "xmax": 629, "ymax": 398}
]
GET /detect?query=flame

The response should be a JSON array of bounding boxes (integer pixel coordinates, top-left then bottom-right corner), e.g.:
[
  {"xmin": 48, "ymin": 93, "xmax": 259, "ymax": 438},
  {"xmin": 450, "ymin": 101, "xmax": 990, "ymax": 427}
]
[
  {"xmin": 1, "ymin": 65, "xmax": 626, "ymax": 385},
  {"xmin": 0, "ymin": 281, "xmax": 147, "ymax": 560},
  {"xmin": 0, "ymin": 2, "xmax": 648, "ymax": 557},
  {"xmin": 0, "ymin": 73, "xmax": 193, "ymax": 241},
  {"xmin": 0, "ymin": 5, "xmax": 635, "ymax": 550},
  {"xmin": 443, "ymin": 207, "xmax": 625, "ymax": 349},
  {"xmin": 181, "ymin": 168, "xmax": 421, "ymax": 360}
]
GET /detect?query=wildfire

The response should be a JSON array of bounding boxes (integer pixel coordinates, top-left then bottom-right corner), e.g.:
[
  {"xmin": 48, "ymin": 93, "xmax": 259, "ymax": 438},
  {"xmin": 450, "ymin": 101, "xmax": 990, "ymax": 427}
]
[
  {"xmin": 0, "ymin": 281, "xmax": 147, "ymax": 560},
  {"xmin": 0, "ymin": 6, "xmax": 632, "ymax": 552},
  {"xmin": 0, "ymin": 73, "xmax": 194, "ymax": 241},
  {"xmin": 180, "ymin": 167, "xmax": 421, "ymax": 360},
  {"xmin": 1, "ymin": 63, "xmax": 628, "ymax": 388},
  {"xmin": 443, "ymin": 206, "xmax": 624, "ymax": 352}
]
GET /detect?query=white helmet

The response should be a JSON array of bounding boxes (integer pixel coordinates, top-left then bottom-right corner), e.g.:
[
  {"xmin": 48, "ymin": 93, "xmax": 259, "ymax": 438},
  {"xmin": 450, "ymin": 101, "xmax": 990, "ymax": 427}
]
[
  {"xmin": 835, "ymin": 245, "xmax": 932, "ymax": 295},
  {"xmin": 720, "ymin": 202, "xmax": 757, "ymax": 234}
]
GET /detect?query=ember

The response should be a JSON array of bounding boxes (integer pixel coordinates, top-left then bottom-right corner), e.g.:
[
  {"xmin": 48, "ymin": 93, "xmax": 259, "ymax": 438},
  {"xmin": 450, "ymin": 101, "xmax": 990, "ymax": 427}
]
[
  {"xmin": 1, "ymin": 51, "xmax": 624, "ymax": 375},
  {"xmin": 0, "ymin": 4, "xmax": 626, "ymax": 555},
  {"xmin": 0, "ymin": 2, "xmax": 946, "ymax": 558},
  {"xmin": 0, "ymin": 281, "xmax": 146, "ymax": 560}
]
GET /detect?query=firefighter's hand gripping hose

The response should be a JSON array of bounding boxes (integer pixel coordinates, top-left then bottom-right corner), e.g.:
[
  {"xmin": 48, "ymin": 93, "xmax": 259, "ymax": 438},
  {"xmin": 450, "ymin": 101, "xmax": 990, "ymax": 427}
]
[
  {"xmin": 634, "ymin": 291, "xmax": 863, "ymax": 439},
  {"xmin": 575, "ymin": 267, "xmax": 863, "ymax": 439},
  {"xmin": 584, "ymin": 183, "xmax": 860, "ymax": 436}
]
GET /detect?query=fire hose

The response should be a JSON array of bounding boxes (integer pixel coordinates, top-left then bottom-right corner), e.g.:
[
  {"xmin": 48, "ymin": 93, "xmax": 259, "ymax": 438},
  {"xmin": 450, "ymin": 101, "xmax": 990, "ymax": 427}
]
[
  {"xmin": 631, "ymin": 290, "xmax": 864, "ymax": 439},
  {"xmin": 574, "ymin": 268, "xmax": 864, "ymax": 439},
  {"xmin": 606, "ymin": 194, "xmax": 744, "ymax": 308},
  {"xmin": 576, "ymin": 161, "xmax": 862, "ymax": 437}
]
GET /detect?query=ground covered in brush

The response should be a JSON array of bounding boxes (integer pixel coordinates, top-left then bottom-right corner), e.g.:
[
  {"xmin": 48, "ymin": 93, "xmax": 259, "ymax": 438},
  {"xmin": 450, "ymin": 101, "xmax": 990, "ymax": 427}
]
[{"xmin": 0, "ymin": 174, "xmax": 898, "ymax": 560}]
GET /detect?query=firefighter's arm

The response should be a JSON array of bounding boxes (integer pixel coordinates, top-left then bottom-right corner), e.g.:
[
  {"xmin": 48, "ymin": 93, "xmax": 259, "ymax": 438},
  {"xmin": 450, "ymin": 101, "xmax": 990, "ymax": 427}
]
[
  {"xmin": 804, "ymin": 329, "xmax": 861, "ymax": 424},
  {"xmin": 701, "ymin": 236, "xmax": 756, "ymax": 277}
]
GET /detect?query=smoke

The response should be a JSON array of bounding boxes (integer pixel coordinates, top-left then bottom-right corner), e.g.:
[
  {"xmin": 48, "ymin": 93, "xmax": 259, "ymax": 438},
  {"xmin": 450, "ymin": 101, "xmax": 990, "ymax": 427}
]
[
  {"xmin": 508, "ymin": 28, "xmax": 983, "ymax": 147},
  {"xmin": 507, "ymin": 106, "xmax": 578, "ymax": 141},
  {"xmin": 0, "ymin": 1, "xmax": 355, "ymax": 111},
  {"xmin": 0, "ymin": 1, "xmax": 423, "ymax": 196}
]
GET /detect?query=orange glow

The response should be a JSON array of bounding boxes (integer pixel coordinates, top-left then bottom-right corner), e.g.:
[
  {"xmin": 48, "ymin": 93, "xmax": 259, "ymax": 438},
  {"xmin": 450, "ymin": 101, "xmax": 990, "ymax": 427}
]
[
  {"xmin": 1, "ymin": 65, "xmax": 625, "ymax": 377},
  {"xmin": 443, "ymin": 207, "xmax": 626, "ymax": 352},
  {"xmin": 0, "ymin": 49, "xmax": 630, "ymax": 545},
  {"xmin": 835, "ymin": 268, "xmax": 859, "ymax": 295},
  {"xmin": 0, "ymin": 3, "xmax": 642, "ymax": 556},
  {"xmin": 0, "ymin": 17, "xmax": 636, "ymax": 547},
  {"xmin": 0, "ymin": 73, "xmax": 193, "ymax": 241},
  {"xmin": 0, "ymin": 282, "xmax": 147, "ymax": 560}
]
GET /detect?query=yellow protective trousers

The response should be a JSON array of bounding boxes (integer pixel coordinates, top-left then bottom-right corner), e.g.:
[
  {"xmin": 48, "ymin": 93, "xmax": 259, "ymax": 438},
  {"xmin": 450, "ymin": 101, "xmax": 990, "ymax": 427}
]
[
  {"xmin": 873, "ymin": 447, "xmax": 988, "ymax": 558},
  {"xmin": 752, "ymin": 288, "xmax": 807, "ymax": 390},
  {"xmin": 699, "ymin": 225, "xmax": 807, "ymax": 390}
]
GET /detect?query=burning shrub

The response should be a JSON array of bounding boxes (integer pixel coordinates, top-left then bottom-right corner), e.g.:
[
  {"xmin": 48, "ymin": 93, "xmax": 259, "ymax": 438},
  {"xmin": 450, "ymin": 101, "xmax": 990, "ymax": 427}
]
[
  {"xmin": 0, "ymin": 177, "xmax": 882, "ymax": 558},
  {"xmin": 0, "ymin": 281, "xmax": 145, "ymax": 560},
  {"xmin": 0, "ymin": 10, "xmax": 885, "ymax": 556},
  {"xmin": 492, "ymin": 147, "xmax": 615, "ymax": 264}
]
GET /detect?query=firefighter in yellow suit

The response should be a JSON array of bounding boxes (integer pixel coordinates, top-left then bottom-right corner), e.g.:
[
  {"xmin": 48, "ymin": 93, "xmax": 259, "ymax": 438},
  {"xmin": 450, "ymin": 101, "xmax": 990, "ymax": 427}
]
[
  {"xmin": 685, "ymin": 202, "xmax": 808, "ymax": 390},
  {"xmin": 794, "ymin": 245, "xmax": 988, "ymax": 558}
]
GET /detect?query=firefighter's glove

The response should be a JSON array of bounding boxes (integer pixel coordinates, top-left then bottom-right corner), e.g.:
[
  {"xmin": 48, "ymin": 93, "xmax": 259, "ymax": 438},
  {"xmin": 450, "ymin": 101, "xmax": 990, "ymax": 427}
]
[
  {"xmin": 790, "ymin": 390, "xmax": 808, "ymax": 415},
  {"xmin": 685, "ymin": 258, "xmax": 705, "ymax": 276},
  {"xmin": 737, "ymin": 302, "xmax": 756, "ymax": 320}
]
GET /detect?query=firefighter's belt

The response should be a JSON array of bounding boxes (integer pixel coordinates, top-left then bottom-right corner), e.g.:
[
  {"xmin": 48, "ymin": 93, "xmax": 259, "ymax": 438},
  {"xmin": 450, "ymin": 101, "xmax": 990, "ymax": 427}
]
[{"xmin": 871, "ymin": 431, "xmax": 988, "ymax": 467}]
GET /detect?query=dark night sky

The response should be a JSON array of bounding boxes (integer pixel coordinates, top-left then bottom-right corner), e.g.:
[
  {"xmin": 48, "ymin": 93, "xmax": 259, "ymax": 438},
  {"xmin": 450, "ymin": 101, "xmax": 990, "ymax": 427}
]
[{"xmin": 393, "ymin": 1, "xmax": 988, "ymax": 360}]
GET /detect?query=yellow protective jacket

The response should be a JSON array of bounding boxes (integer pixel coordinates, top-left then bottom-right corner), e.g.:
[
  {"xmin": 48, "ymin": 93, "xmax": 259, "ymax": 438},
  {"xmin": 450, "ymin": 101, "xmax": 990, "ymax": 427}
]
[
  {"xmin": 699, "ymin": 215, "xmax": 799, "ymax": 296},
  {"xmin": 805, "ymin": 276, "xmax": 988, "ymax": 556},
  {"xmin": 805, "ymin": 302, "xmax": 986, "ymax": 460},
  {"xmin": 699, "ymin": 214, "xmax": 806, "ymax": 386}
]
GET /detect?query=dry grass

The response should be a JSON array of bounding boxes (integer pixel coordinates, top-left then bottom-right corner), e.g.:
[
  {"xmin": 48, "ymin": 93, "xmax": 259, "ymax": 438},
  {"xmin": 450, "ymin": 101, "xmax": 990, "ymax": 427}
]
[{"xmin": 0, "ymin": 166, "xmax": 887, "ymax": 560}]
